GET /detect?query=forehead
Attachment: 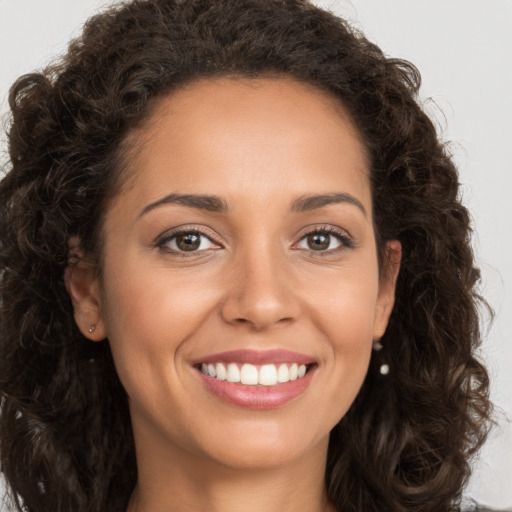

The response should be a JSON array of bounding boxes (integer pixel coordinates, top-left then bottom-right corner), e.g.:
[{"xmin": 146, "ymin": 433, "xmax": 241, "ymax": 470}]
[{"xmin": 115, "ymin": 76, "xmax": 371, "ymax": 212}]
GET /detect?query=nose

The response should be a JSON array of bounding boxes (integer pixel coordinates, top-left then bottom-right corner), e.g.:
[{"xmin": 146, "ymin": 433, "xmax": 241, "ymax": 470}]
[{"xmin": 219, "ymin": 241, "xmax": 300, "ymax": 331}]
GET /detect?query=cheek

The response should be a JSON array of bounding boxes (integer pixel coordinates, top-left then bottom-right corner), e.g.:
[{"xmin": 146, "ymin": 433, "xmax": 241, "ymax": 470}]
[
  {"xmin": 302, "ymin": 261, "xmax": 379, "ymax": 414},
  {"xmin": 100, "ymin": 261, "xmax": 218, "ymax": 396},
  {"xmin": 325, "ymin": 292, "xmax": 376, "ymax": 360},
  {"xmin": 305, "ymin": 257, "xmax": 380, "ymax": 349}
]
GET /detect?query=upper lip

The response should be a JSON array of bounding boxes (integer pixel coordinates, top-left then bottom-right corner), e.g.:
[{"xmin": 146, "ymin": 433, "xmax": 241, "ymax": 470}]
[{"xmin": 192, "ymin": 349, "xmax": 315, "ymax": 366}]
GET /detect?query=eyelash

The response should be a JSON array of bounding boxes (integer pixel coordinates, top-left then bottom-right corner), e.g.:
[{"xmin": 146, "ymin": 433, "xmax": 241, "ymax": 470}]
[
  {"xmin": 155, "ymin": 227, "xmax": 222, "ymax": 257},
  {"xmin": 155, "ymin": 225, "xmax": 354, "ymax": 257},
  {"xmin": 294, "ymin": 225, "xmax": 355, "ymax": 255}
]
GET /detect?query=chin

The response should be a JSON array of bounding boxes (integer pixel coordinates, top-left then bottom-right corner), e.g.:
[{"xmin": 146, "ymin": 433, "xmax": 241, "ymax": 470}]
[
  {"xmin": 194, "ymin": 419, "xmax": 330, "ymax": 471},
  {"xmin": 208, "ymin": 442, "xmax": 312, "ymax": 471}
]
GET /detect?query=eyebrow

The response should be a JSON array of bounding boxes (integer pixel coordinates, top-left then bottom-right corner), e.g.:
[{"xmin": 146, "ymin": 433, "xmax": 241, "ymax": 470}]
[
  {"xmin": 139, "ymin": 191, "xmax": 366, "ymax": 217},
  {"xmin": 291, "ymin": 193, "xmax": 367, "ymax": 217},
  {"xmin": 139, "ymin": 193, "xmax": 228, "ymax": 217}
]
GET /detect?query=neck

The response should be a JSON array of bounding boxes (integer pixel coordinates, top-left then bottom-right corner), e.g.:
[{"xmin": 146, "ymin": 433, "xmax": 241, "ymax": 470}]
[{"xmin": 126, "ymin": 426, "xmax": 335, "ymax": 512}]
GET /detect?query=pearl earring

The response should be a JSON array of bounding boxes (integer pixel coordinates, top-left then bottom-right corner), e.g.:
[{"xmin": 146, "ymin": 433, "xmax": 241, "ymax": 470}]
[
  {"xmin": 379, "ymin": 364, "xmax": 390, "ymax": 375},
  {"xmin": 372, "ymin": 341, "xmax": 389, "ymax": 375}
]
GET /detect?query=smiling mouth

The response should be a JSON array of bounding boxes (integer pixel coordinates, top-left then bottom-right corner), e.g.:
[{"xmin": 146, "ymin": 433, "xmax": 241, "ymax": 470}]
[
  {"xmin": 198, "ymin": 362, "xmax": 315, "ymax": 386},
  {"xmin": 194, "ymin": 350, "xmax": 317, "ymax": 408}
]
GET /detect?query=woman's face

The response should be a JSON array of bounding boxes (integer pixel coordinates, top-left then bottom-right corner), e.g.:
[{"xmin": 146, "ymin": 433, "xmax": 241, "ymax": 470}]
[{"xmin": 69, "ymin": 76, "xmax": 399, "ymax": 471}]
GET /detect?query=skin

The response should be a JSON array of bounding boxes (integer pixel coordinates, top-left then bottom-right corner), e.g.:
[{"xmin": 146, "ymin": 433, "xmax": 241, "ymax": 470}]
[{"xmin": 66, "ymin": 76, "xmax": 400, "ymax": 512}]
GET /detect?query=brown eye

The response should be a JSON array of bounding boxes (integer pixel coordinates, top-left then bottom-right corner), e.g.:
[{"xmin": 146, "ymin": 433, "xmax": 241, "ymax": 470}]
[
  {"xmin": 295, "ymin": 228, "xmax": 350, "ymax": 252},
  {"xmin": 176, "ymin": 232, "xmax": 201, "ymax": 251},
  {"xmin": 159, "ymin": 230, "xmax": 219, "ymax": 253},
  {"xmin": 306, "ymin": 233, "xmax": 331, "ymax": 251}
]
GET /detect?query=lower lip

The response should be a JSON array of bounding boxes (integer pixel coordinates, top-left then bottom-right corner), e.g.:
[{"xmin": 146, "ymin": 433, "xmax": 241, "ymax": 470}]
[{"xmin": 197, "ymin": 367, "xmax": 315, "ymax": 409}]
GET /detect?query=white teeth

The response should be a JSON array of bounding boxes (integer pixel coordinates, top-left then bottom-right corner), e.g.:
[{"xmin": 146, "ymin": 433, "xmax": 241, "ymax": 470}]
[
  {"xmin": 215, "ymin": 362, "xmax": 227, "ymax": 380},
  {"xmin": 259, "ymin": 364, "xmax": 277, "ymax": 386},
  {"xmin": 201, "ymin": 361, "xmax": 310, "ymax": 386},
  {"xmin": 240, "ymin": 364, "xmax": 259, "ymax": 385},
  {"xmin": 226, "ymin": 363, "xmax": 241, "ymax": 383},
  {"xmin": 277, "ymin": 363, "xmax": 289, "ymax": 383}
]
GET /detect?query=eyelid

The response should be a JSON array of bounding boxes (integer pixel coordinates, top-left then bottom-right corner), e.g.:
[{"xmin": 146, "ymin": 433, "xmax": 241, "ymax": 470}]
[
  {"xmin": 153, "ymin": 223, "xmax": 355, "ymax": 256},
  {"xmin": 292, "ymin": 224, "xmax": 355, "ymax": 251},
  {"xmin": 154, "ymin": 225, "xmax": 223, "ymax": 252}
]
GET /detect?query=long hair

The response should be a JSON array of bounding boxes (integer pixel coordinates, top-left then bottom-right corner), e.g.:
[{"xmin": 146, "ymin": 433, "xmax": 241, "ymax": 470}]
[{"xmin": 0, "ymin": 1, "xmax": 492, "ymax": 511}]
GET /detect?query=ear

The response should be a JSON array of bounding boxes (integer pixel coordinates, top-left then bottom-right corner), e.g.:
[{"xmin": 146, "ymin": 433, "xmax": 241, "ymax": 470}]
[
  {"xmin": 373, "ymin": 239, "xmax": 402, "ymax": 340},
  {"xmin": 64, "ymin": 245, "xmax": 107, "ymax": 341}
]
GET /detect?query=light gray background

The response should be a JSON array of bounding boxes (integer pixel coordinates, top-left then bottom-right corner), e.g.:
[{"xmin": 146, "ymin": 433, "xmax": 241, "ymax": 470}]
[{"xmin": 1, "ymin": 0, "xmax": 511, "ymax": 509}]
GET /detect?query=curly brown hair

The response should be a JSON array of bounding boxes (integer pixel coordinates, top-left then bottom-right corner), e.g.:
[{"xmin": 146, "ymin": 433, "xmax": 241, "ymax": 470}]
[{"xmin": 0, "ymin": 0, "xmax": 492, "ymax": 511}]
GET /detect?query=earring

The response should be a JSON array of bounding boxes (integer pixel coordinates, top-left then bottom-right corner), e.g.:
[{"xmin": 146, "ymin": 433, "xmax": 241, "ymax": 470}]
[
  {"xmin": 379, "ymin": 363, "xmax": 390, "ymax": 375},
  {"xmin": 372, "ymin": 341, "xmax": 383, "ymax": 352},
  {"xmin": 88, "ymin": 325, "xmax": 96, "ymax": 334},
  {"xmin": 372, "ymin": 340, "xmax": 390, "ymax": 375}
]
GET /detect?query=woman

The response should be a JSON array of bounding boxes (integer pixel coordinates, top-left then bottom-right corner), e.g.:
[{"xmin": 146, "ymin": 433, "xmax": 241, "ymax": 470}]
[{"xmin": 0, "ymin": 0, "xmax": 494, "ymax": 511}]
